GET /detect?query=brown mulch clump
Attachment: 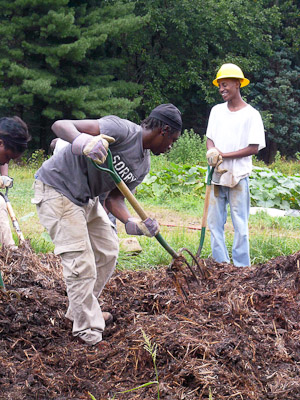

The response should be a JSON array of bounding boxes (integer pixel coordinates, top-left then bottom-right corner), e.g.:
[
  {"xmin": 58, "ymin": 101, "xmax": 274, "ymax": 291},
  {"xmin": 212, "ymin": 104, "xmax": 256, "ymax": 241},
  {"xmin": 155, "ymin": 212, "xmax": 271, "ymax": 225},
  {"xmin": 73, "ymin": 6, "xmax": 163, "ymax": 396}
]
[{"xmin": 0, "ymin": 244, "xmax": 300, "ymax": 400}]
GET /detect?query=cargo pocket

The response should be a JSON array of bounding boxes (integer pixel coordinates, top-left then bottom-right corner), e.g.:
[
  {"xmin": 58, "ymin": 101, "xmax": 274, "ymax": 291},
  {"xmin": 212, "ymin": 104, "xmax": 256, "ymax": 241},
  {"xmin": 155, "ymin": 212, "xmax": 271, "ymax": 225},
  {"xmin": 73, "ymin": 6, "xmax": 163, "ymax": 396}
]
[
  {"xmin": 55, "ymin": 240, "xmax": 86, "ymax": 256},
  {"xmin": 54, "ymin": 197, "xmax": 88, "ymax": 256},
  {"xmin": 31, "ymin": 180, "xmax": 44, "ymax": 206}
]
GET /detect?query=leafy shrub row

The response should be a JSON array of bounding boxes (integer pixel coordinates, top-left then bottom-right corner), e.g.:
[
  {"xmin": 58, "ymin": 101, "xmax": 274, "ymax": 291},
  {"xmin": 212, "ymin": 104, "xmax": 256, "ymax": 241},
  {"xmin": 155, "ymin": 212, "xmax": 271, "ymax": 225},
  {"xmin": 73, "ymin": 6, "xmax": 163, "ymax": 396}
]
[{"xmin": 138, "ymin": 163, "xmax": 300, "ymax": 210}]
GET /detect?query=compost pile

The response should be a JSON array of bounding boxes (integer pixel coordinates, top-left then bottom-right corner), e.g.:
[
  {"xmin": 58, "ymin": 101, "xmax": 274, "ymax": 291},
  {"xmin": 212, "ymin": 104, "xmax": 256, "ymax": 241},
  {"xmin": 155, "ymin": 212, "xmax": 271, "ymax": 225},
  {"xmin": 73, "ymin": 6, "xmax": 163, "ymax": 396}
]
[{"xmin": 0, "ymin": 245, "xmax": 300, "ymax": 400}]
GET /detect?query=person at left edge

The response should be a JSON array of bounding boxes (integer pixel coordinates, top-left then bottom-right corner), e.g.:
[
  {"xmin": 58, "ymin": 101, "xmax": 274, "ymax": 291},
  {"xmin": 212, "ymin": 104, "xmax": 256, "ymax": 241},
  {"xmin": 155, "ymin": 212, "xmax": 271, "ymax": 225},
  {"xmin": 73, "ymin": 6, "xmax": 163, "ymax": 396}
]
[
  {"xmin": 0, "ymin": 117, "xmax": 31, "ymax": 249},
  {"xmin": 32, "ymin": 104, "xmax": 182, "ymax": 346}
]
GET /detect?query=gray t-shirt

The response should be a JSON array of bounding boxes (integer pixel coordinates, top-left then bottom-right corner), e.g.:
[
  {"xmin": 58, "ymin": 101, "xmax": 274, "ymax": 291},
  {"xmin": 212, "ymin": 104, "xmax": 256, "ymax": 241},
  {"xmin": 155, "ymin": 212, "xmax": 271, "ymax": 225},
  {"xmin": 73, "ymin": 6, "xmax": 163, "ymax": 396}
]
[{"xmin": 36, "ymin": 116, "xmax": 150, "ymax": 206}]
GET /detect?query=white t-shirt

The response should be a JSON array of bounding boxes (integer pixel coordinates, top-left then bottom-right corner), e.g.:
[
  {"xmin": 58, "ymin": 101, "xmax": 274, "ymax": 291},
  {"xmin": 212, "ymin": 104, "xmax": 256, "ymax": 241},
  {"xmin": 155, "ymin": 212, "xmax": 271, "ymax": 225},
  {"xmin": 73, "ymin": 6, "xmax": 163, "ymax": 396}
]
[
  {"xmin": 206, "ymin": 102, "xmax": 265, "ymax": 187},
  {"xmin": 53, "ymin": 138, "xmax": 69, "ymax": 155}
]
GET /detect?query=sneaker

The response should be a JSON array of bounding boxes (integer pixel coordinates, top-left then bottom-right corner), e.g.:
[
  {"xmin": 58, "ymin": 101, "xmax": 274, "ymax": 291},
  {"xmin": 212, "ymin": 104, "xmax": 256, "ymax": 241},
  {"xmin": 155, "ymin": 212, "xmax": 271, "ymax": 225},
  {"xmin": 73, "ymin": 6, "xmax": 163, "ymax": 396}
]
[
  {"xmin": 76, "ymin": 335, "xmax": 109, "ymax": 348},
  {"xmin": 102, "ymin": 311, "xmax": 113, "ymax": 325},
  {"xmin": 8, "ymin": 245, "xmax": 18, "ymax": 251}
]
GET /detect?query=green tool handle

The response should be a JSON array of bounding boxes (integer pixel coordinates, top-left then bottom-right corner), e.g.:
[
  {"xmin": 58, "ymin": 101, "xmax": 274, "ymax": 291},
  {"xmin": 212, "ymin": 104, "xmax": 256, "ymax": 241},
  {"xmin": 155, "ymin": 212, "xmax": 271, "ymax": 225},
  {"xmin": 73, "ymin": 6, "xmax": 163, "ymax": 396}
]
[
  {"xmin": 196, "ymin": 166, "xmax": 214, "ymax": 258},
  {"xmin": 92, "ymin": 151, "xmax": 180, "ymax": 259},
  {"xmin": 0, "ymin": 270, "xmax": 5, "ymax": 289}
]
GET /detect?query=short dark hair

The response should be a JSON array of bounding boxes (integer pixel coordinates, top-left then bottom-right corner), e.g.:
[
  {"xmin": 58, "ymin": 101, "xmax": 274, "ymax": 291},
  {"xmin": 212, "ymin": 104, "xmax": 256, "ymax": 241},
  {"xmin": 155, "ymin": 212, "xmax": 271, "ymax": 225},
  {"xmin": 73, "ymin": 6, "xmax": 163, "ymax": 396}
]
[
  {"xmin": 141, "ymin": 117, "xmax": 179, "ymax": 135},
  {"xmin": 0, "ymin": 116, "xmax": 31, "ymax": 154}
]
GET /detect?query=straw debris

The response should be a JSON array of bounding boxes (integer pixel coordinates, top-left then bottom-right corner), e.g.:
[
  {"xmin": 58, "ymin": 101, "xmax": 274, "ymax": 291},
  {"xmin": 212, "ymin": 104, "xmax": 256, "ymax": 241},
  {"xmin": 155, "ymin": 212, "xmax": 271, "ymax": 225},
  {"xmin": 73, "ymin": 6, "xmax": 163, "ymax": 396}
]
[{"xmin": 0, "ymin": 245, "xmax": 300, "ymax": 399}]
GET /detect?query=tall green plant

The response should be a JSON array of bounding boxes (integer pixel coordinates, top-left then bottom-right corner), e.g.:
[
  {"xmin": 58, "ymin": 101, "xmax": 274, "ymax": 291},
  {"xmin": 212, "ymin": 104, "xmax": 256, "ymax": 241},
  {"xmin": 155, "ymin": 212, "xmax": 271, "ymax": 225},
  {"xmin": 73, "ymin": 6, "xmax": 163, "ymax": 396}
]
[
  {"xmin": 141, "ymin": 329, "xmax": 160, "ymax": 399},
  {"xmin": 166, "ymin": 129, "xmax": 207, "ymax": 165},
  {"xmin": 88, "ymin": 329, "xmax": 160, "ymax": 400}
]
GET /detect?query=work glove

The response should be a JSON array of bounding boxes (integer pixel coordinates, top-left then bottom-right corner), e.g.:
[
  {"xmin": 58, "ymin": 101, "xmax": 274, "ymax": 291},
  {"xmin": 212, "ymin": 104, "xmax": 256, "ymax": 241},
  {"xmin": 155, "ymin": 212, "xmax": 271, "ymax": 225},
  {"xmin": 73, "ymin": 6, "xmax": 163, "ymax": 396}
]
[
  {"xmin": 211, "ymin": 156, "xmax": 228, "ymax": 184},
  {"xmin": 125, "ymin": 217, "xmax": 160, "ymax": 237},
  {"xmin": 0, "ymin": 176, "xmax": 13, "ymax": 189},
  {"xmin": 72, "ymin": 133, "xmax": 115, "ymax": 165},
  {"xmin": 206, "ymin": 148, "xmax": 220, "ymax": 167}
]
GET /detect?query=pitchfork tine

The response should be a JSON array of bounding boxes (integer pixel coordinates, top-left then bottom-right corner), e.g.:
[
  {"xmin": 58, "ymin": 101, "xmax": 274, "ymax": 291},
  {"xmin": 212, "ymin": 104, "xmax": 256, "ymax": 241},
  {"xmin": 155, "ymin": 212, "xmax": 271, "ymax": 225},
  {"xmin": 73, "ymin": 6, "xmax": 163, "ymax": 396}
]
[
  {"xmin": 181, "ymin": 248, "xmax": 206, "ymax": 279},
  {"xmin": 180, "ymin": 255, "xmax": 200, "ymax": 285},
  {"xmin": 169, "ymin": 270, "xmax": 189, "ymax": 300}
]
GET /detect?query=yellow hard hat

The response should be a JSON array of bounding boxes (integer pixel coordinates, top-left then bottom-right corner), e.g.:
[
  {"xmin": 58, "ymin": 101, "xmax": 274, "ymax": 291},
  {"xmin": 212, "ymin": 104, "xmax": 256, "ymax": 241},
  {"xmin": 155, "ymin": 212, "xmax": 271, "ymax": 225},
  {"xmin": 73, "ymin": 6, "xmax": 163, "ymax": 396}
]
[{"xmin": 213, "ymin": 63, "xmax": 250, "ymax": 87}]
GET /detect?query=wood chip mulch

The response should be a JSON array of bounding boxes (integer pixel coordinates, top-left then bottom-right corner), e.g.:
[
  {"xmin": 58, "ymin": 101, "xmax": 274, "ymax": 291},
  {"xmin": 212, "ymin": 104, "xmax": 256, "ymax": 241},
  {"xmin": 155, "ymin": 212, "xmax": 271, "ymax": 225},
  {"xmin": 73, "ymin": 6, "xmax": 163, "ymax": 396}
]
[{"xmin": 0, "ymin": 244, "xmax": 300, "ymax": 400}]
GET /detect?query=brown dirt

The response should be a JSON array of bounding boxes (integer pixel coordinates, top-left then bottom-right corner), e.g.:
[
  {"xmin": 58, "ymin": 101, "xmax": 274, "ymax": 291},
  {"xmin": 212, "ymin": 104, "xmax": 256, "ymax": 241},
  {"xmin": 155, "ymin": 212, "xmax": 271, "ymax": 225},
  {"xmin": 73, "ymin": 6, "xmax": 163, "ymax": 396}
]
[{"xmin": 0, "ymin": 244, "xmax": 300, "ymax": 400}]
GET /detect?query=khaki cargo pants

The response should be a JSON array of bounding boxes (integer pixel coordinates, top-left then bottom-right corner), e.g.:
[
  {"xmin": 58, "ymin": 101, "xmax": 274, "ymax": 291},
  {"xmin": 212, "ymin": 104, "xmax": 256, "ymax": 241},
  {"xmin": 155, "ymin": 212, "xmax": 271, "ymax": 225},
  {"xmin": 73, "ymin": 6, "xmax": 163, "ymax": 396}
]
[
  {"xmin": 32, "ymin": 180, "xmax": 119, "ymax": 345},
  {"xmin": 0, "ymin": 195, "xmax": 15, "ymax": 247}
]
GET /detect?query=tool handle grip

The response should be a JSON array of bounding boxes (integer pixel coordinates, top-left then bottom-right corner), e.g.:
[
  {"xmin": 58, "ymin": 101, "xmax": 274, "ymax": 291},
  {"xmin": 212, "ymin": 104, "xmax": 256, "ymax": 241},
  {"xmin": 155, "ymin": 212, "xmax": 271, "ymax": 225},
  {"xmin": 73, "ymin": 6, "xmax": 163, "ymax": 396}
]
[
  {"xmin": 116, "ymin": 181, "xmax": 179, "ymax": 258},
  {"xmin": 6, "ymin": 201, "xmax": 25, "ymax": 243}
]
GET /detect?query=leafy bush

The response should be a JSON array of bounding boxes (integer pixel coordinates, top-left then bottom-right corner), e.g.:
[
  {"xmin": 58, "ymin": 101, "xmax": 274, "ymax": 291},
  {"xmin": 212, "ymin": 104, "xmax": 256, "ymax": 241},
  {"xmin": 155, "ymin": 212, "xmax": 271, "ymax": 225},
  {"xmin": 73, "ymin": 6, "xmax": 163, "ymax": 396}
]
[
  {"xmin": 140, "ymin": 162, "xmax": 300, "ymax": 211},
  {"xmin": 166, "ymin": 129, "xmax": 207, "ymax": 165},
  {"xmin": 250, "ymin": 167, "xmax": 300, "ymax": 210},
  {"xmin": 138, "ymin": 162, "xmax": 207, "ymax": 200},
  {"xmin": 18, "ymin": 149, "xmax": 49, "ymax": 169}
]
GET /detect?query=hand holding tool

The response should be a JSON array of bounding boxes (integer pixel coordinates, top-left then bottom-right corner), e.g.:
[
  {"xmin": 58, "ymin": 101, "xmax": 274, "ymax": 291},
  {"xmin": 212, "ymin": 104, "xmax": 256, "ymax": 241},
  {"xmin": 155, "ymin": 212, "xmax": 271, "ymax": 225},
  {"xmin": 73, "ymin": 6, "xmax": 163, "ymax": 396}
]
[
  {"xmin": 206, "ymin": 148, "xmax": 220, "ymax": 167},
  {"xmin": 72, "ymin": 133, "xmax": 115, "ymax": 164},
  {"xmin": 211, "ymin": 156, "xmax": 227, "ymax": 183},
  {"xmin": 125, "ymin": 217, "xmax": 159, "ymax": 237},
  {"xmin": 0, "ymin": 176, "xmax": 13, "ymax": 189}
]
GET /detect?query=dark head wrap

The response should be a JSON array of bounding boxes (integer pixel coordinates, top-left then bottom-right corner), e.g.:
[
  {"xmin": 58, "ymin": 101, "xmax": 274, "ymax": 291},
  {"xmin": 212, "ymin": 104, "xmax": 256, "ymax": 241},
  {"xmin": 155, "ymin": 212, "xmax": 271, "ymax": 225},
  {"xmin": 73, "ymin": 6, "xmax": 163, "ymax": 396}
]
[{"xmin": 149, "ymin": 103, "xmax": 182, "ymax": 131}]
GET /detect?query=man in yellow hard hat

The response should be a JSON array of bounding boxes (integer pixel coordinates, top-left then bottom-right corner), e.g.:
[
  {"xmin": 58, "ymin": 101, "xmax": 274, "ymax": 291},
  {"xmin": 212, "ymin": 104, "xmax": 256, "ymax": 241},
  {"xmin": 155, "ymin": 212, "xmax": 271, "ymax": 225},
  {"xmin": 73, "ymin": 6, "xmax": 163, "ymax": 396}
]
[{"xmin": 205, "ymin": 63, "xmax": 266, "ymax": 267}]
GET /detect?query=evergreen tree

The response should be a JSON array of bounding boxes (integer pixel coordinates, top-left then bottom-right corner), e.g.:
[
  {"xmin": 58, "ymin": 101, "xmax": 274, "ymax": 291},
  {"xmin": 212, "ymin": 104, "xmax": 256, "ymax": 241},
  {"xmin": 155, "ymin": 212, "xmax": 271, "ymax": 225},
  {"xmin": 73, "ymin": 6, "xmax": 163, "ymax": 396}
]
[
  {"xmin": 253, "ymin": 50, "xmax": 300, "ymax": 161},
  {"xmin": 0, "ymin": 0, "xmax": 148, "ymax": 149},
  {"xmin": 251, "ymin": 0, "xmax": 300, "ymax": 161}
]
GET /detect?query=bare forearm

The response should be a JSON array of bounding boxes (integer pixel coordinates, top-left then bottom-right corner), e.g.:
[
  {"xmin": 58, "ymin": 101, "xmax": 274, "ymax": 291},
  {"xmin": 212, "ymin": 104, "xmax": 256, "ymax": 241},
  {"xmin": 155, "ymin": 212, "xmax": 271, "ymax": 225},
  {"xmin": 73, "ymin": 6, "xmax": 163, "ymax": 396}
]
[
  {"xmin": 0, "ymin": 163, "xmax": 8, "ymax": 175},
  {"xmin": 219, "ymin": 144, "xmax": 259, "ymax": 159},
  {"xmin": 105, "ymin": 192, "xmax": 131, "ymax": 224},
  {"xmin": 206, "ymin": 138, "xmax": 215, "ymax": 150},
  {"xmin": 51, "ymin": 120, "xmax": 100, "ymax": 143}
]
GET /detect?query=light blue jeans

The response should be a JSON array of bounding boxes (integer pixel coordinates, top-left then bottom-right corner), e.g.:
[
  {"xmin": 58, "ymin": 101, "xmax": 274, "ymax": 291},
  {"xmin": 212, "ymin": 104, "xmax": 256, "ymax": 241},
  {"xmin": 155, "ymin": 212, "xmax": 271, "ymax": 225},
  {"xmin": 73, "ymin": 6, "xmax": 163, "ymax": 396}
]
[{"xmin": 207, "ymin": 177, "xmax": 250, "ymax": 267}]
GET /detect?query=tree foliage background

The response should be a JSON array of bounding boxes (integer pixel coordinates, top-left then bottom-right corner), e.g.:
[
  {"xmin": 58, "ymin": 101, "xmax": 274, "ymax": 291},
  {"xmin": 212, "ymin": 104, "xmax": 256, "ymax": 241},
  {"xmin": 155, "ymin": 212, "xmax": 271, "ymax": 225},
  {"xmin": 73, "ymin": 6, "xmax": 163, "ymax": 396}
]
[{"xmin": 0, "ymin": 0, "xmax": 299, "ymax": 162}]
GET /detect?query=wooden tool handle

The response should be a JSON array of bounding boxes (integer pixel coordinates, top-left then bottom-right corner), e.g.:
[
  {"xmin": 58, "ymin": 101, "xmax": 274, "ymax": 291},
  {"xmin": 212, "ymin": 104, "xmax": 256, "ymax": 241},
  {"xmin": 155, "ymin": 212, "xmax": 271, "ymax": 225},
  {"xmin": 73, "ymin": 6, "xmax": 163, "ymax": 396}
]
[
  {"xmin": 116, "ymin": 180, "xmax": 148, "ymax": 221},
  {"xmin": 201, "ymin": 184, "xmax": 211, "ymax": 229}
]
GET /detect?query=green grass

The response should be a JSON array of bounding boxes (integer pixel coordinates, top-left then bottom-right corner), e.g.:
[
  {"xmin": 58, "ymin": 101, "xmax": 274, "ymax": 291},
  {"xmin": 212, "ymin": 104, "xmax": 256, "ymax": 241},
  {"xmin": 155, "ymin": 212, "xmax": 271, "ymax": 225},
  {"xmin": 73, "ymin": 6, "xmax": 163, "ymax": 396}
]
[
  {"xmin": 4, "ymin": 164, "xmax": 54, "ymax": 253},
  {"xmin": 4, "ymin": 158, "xmax": 299, "ymax": 268},
  {"xmin": 250, "ymin": 235, "xmax": 299, "ymax": 265},
  {"xmin": 118, "ymin": 225, "xmax": 212, "ymax": 270}
]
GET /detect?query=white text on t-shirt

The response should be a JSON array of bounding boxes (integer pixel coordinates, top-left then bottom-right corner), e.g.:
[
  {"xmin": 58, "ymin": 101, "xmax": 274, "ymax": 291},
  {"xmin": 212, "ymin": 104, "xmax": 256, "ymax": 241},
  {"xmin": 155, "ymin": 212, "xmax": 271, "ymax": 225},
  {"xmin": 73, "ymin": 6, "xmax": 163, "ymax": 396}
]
[{"xmin": 113, "ymin": 155, "xmax": 137, "ymax": 183}]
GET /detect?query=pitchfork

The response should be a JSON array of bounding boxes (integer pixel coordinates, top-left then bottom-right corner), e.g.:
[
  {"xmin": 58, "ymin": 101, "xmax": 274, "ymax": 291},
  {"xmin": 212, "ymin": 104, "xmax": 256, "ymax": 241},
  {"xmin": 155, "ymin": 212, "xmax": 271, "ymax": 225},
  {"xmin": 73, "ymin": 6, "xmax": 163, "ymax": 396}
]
[{"xmin": 91, "ymin": 149, "xmax": 206, "ymax": 299}]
